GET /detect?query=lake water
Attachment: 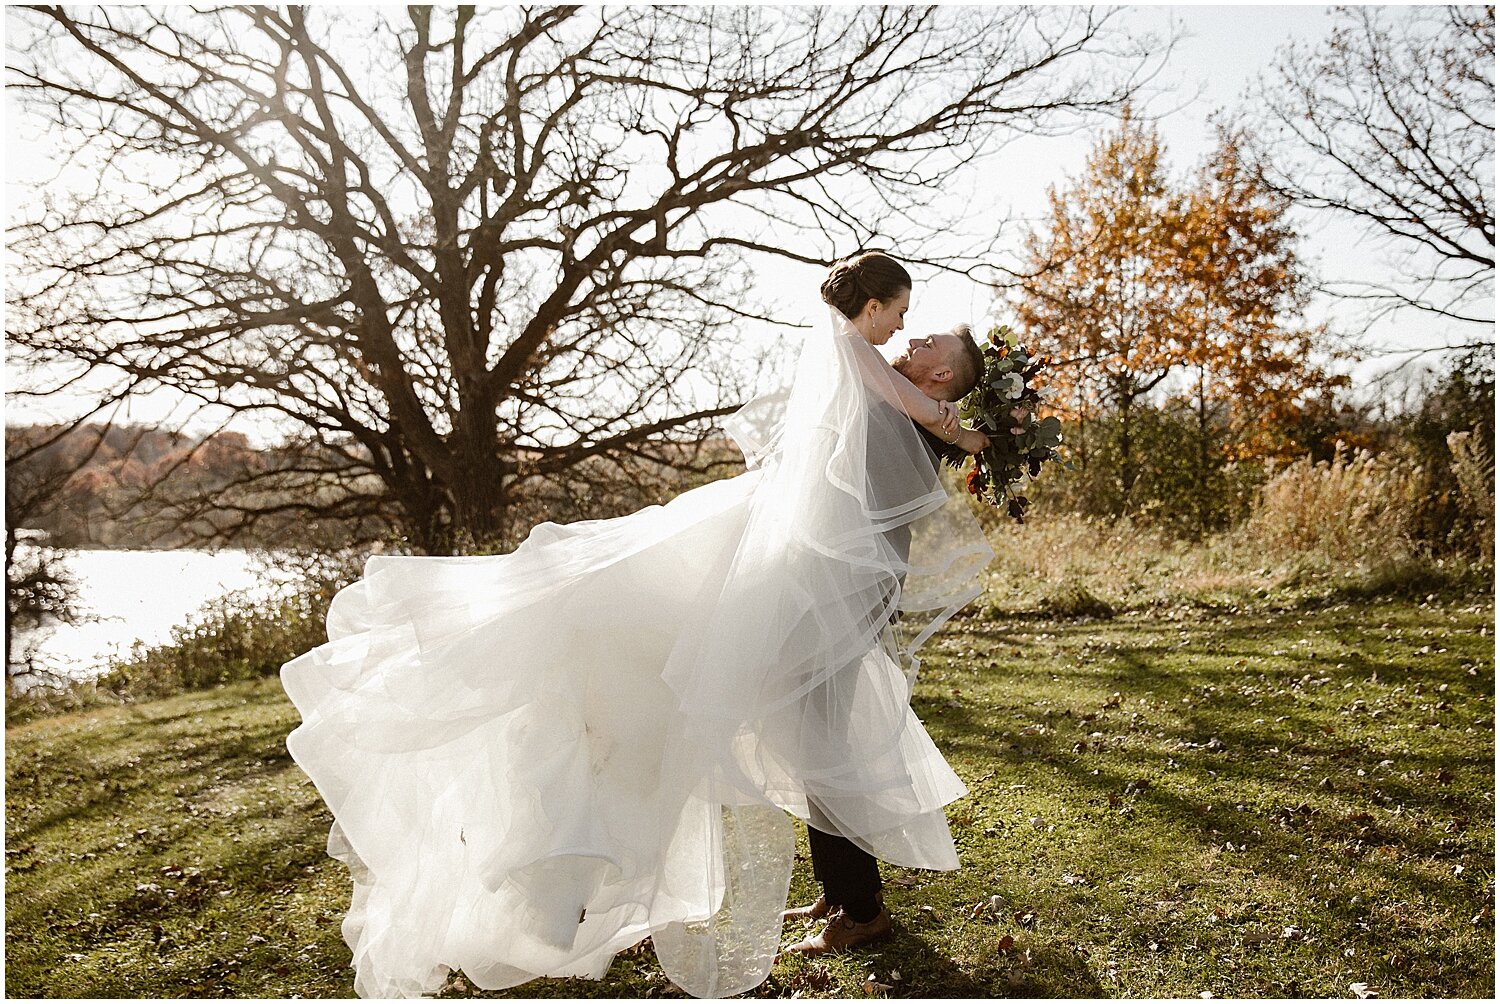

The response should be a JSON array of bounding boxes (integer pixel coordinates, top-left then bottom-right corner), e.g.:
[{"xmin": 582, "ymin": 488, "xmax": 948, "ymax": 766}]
[{"xmin": 10, "ymin": 545, "xmax": 305, "ymax": 689}]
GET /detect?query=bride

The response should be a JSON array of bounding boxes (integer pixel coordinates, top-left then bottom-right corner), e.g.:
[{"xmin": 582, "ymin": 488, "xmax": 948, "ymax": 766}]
[{"xmin": 280, "ymin": 251, "xmax": 994, "ymax": 998}]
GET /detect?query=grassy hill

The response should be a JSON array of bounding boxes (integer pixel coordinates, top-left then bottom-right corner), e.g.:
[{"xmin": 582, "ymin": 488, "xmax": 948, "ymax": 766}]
[{"xmin": 5, "ymin": 594, "xmax": 1494, "ymax": 998}]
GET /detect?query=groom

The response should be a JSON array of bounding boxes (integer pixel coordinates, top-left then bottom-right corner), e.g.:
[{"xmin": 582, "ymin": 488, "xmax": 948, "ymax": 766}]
[
  {"xmin": 785, "ymin": 324, "xmax": 985, "ymax": 956},
  {"xmin": 893, "ymin": 324, "xmax": 985, "ymax": 412}
]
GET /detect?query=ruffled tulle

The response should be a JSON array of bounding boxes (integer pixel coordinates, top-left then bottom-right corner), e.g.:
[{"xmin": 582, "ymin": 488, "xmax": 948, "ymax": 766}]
[{"xmin": 281, "ymin": 308, "xmax": 994, "ymax": 997}]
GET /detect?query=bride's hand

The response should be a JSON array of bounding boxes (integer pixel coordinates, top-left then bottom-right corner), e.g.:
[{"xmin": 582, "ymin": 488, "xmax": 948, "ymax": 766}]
[{"xmin": 933, "ymin": 400, "xmax": 959, "ymax": 439}]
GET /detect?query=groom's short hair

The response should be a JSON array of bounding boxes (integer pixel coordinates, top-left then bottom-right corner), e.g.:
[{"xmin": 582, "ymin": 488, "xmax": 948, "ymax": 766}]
[{"xmin": 944, "ymin": 324, "xmax": 985, "ymax": 401}]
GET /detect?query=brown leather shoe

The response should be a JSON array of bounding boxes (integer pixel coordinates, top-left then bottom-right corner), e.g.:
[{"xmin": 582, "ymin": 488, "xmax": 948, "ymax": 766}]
[
  {"xmin": 783, "ymin": 906, "xmax": 893, "ymax": 955},
  {"xmin": 781, "ymin": 892, "xmax": 829, "ymax": 922}
]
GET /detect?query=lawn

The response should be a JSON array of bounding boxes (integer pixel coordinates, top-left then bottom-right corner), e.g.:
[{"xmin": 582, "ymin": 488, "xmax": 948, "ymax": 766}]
[{"xmin": 5, "ymin": 593, "xmax": 1494, "ymax": 998}]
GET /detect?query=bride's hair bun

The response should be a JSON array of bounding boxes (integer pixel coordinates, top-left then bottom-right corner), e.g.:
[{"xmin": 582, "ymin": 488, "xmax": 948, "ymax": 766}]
[{"xmin": 820, "ymin": 251, "xmax": 912, "ymax": 320}]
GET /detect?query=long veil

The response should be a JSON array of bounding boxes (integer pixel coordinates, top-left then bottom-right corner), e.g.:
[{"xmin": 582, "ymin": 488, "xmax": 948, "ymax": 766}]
[{"xmin": 280, "ymin": 307, "xmax": 994, "ymax": 998}]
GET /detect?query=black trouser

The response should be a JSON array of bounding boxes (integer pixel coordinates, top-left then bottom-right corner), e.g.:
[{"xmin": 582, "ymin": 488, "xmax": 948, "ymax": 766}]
[
  {"xmin": 807, "ymin": 821, "xmax": 882, "ymax": 922},
  {"xmin": 800, "ymin": 522, "xmax": 909, "ymax": 926},
  {"xmin": 803, "ymin": 653, "xmax": 884, "ymax": 925}
]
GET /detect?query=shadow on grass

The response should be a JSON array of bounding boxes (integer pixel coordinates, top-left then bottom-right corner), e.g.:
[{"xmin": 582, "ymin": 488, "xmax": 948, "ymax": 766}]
[
  {"xmin": 10, "ymin": 714, "xmax": 298, "ymax": 845},
  {"xmin": 873, "ymin": 925, "xmax": 1105, "ymax": 998},
  {"xmin": 918, "ymin": 605, "xmax": 1494, "ymax": 995}
]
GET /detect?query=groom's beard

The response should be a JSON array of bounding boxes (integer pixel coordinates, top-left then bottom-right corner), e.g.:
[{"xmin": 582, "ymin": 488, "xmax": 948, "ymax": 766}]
[{"xmin": 892, "ymin": 355, "xmax": 933, "ymax": 398}]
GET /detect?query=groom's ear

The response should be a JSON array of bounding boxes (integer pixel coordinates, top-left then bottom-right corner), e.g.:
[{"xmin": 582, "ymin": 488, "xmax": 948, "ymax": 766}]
[{"xmin": 931, "ymin": 364, "xmax": 954, "ymax": 387}]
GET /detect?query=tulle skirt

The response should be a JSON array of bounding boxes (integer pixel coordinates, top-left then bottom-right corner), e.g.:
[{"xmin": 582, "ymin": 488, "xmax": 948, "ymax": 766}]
[{"xmin": 281, "ymin": 314, "xmax": 994, "ymax": 997}]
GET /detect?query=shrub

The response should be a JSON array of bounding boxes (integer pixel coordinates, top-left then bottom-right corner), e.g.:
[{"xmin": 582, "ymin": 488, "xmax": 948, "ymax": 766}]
[
  {"xmin": 5, "ymin": 547, "xmax": 363, "ymax": 723},
  {"xmin": 92, "ymin": 587, "xmax": 331, "ymax": 701},
  {"xmin": 1039, "ymin": 580, "xmax": 1116, "ymax": 619},
  {"xmin": 92, "ymin": 547, "xmax": 364, "ymax": 701}
]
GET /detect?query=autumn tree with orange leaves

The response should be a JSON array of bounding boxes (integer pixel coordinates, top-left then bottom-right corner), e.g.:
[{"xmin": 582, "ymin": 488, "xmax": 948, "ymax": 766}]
[{"xmin": 1007, "ymin": 113, "xmax": 1348, "ymax": 528}]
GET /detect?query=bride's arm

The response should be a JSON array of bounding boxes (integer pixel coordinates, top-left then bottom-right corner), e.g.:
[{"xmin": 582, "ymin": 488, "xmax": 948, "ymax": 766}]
[{"xmin": 852, "ymin": 341, "xmax": 988, "ymax": 453}]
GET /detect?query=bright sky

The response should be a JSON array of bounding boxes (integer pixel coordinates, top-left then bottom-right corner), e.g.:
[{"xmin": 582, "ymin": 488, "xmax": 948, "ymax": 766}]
[{"xmin": 3, "ymin": 5, "xmax": 1486, "ymax": 445}]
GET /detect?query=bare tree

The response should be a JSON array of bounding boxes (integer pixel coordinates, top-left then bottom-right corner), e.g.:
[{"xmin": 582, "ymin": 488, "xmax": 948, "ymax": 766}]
[
  {"xmin": 9, "ymin": 5, "xmax": 1152, "ymax": 553},
  {"xmin": 1239, "ymin": 5, "xmax": 1495, "ymax": 343}
]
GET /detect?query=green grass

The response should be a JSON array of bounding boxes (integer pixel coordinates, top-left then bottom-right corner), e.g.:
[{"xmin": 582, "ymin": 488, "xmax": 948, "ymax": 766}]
[{"xmin": 6, "ymin": 593, "xmax": 1494, "ymax": 998}]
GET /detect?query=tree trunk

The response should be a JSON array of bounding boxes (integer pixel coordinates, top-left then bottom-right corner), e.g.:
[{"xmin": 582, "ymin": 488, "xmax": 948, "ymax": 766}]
[
  {"xmin": 1195, "ymin": 365, "xmax": 1210, "ymax": 536},
  {"xmin": 1116, "ymin": 383, "xmax": 1137, "ymax": 512}
]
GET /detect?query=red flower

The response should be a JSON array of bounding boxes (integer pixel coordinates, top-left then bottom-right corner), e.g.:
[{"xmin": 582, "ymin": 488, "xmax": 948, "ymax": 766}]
[{"xmin": 966, "ymin": 466, "xmax": 983, "ymax": 496}]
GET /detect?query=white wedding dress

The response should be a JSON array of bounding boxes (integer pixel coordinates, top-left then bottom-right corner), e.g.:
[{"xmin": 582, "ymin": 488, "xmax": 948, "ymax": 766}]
[{"xmin": 280, "ymin": 308, "xmax": 994, "ymax": 998}]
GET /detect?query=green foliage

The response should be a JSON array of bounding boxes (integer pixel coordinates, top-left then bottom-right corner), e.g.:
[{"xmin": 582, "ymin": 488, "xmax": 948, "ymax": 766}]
[
  {"xmin": 1390, "ymin": 350, "xmax": 1496, "ymax": 557},
  {"xmin": 93, "ymin": 590, "xmax": 331, "ymax": 701},
  {"xmin": 944, "ymin": 326, "xmax": 1068, "ymax": 521},
  {"xmin": 1019, "ymin": 346, "xmax": 1496, "ymax": 561},
  {"xmin": 1027, "ymin": 405, "xmax": 1271, "ymax": 535}
]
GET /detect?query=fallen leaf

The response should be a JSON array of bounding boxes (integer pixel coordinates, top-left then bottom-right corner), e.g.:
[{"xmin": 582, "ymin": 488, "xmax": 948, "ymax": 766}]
[
  {"xmin": 1350, "ymin": 981, "xmax": 1377, "ymax": 999},
  {"xmin": 998, "ymin": 934, "xmax": 1015, "ymax": 952}
]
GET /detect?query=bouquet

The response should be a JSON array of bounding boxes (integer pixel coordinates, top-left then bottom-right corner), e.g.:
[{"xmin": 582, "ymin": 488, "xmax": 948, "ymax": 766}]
[{"xmin": 934, "ymin": 324, "xmax": 1069, "ymax": 522}]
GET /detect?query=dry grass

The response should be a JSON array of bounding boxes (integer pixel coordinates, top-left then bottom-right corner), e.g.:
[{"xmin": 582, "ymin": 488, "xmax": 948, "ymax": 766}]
[
  {"xmin": 976, "ymin": 500, "xmax": 1488, "ymax": 621},
  {"xmin": 1447, "ymin": 429, "xmax": 1495, "ymax": 558},
  {"xmin": 1240, "ymin": 444, "xmax": 1429, "ymax": 565}
]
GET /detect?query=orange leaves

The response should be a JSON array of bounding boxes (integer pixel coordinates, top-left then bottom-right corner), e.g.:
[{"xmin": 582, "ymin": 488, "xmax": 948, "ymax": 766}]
[{"xmin": 1012, "ymin": 115, "xmax": 1346, "ymax": 464}]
